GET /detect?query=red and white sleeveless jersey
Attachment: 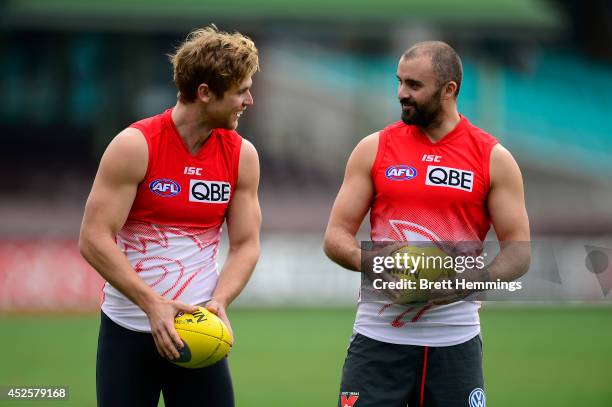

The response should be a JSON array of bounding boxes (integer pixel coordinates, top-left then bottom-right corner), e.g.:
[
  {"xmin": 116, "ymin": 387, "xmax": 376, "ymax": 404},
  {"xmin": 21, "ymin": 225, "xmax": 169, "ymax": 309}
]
[
  {"xmin": 354, "ymin": 116, "xmax": 498, "ymax": 346},
  {"xmin": 102, "ymin": 108, "xmax": 242, "ymax": 332}
]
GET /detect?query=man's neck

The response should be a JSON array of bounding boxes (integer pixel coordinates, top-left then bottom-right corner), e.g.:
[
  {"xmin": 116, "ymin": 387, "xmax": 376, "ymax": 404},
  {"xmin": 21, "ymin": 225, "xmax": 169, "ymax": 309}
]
[
  {"xmin": 171, "ymin": 101, "xmax": 214, "ymax": 154},
  {"xmin": 419, "ymin": 109, "xmax": 461, "ymax": 143}
]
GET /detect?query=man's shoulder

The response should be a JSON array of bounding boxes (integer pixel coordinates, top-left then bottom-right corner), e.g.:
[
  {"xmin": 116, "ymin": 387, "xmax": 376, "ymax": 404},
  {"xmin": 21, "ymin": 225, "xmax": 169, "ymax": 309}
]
[
  {"xmin": 130, "ymin": 108, "xmax": 170, "ymax": 130},
  {"xmin": 214, "ymin": 128, "xmax": 244, "ymax": 155},
  {"xmin": 215, "ymin": 128, "xmax": 242, "ymax": 140},
  {"xmin": 381, "ymin": 120, "xmax": 407, "ymax": 134},
  {"xmin": 463, "ymin": 118, "xmax": 498, "ymax": 146}
]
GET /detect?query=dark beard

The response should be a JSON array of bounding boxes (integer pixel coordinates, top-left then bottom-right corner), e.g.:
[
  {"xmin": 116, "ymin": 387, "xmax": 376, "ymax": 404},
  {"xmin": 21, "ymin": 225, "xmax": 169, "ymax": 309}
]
[{"xmin": 400, "ymin": 87, "xmax": 443, "ymax": 127}]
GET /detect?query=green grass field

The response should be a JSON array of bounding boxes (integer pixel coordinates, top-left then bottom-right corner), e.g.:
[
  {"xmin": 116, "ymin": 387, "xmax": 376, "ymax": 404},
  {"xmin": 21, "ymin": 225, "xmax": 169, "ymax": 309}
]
[{"xmin": 1, "ymin": 307, "xmax": 611, "ymax": 406}]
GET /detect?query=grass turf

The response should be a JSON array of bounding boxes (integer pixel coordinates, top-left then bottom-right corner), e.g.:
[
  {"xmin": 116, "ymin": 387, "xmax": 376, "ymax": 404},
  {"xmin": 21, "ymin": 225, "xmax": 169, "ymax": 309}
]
[{"xmin": 0, "ymin": 307, "xmax": 610, "ymax": 406}]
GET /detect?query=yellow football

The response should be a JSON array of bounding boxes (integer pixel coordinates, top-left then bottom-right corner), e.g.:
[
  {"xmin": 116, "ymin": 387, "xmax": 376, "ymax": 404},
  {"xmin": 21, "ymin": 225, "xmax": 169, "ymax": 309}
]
[
  {"xmin": 172, "ymin": 306, "xmax": 232, "ymax": 369},
  {"xmin": 390, "ymin": 245, "xmax": 456, "ymax": 303}
]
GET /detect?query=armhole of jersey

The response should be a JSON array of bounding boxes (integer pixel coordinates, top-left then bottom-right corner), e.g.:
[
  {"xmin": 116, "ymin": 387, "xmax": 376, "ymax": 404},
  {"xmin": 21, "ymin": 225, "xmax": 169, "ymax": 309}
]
[
  {"xmin": 483, "ymin": 139, "xmax": 498, "ymax": 190},
  {"xmin": 370, "ymin": 130, "xmax": 386, "ymax": 181},
  {"xmin": 129, "ymin": 124, "xmax": 152, "ymax": 182},
  {"xmin": 232, "ymin": 136, "xmax": 244, "ymax": 188}
]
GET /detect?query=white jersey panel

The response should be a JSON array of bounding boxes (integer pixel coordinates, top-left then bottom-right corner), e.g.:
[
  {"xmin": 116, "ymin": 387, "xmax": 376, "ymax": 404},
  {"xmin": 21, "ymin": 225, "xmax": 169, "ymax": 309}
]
[
  {"xmin": 102, "ymin": 221, "xmax": 221, "ymax": 332},
  {"xmin": 354, "ymin": 301, "xmax": 481, "ymax": 347}
]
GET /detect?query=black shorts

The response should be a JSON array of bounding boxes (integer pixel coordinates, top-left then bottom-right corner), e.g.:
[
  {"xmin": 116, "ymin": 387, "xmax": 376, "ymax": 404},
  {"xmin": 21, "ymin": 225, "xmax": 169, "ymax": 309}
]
[
  {"xmin": 338, "ymin": 333, "xmax": 485, "ymax": 407},
  {"xmin": 97, "ymin": 311, "xmax": 234, "ymax": 407}
]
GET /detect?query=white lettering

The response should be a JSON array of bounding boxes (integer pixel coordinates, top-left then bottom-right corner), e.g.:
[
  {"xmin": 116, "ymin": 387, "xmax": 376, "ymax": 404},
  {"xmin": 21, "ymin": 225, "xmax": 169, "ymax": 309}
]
[
  {"xmin": 184, "ymin": 167, "xmax": 203, "ymax": 176},
  {"xmin": 422, "ymin": 154, "xmax": 442, "ymax": 162}
]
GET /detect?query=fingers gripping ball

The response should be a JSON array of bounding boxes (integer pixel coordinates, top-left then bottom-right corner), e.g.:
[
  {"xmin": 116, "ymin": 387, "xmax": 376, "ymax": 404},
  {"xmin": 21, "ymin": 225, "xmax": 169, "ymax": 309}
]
[
  {"xmin": 391, "ymin": 245, "xmax": 456, "ymax": 303},
  {"xmin": 172, "ymin": 306, "xmax": 233, "ymax": 368}
]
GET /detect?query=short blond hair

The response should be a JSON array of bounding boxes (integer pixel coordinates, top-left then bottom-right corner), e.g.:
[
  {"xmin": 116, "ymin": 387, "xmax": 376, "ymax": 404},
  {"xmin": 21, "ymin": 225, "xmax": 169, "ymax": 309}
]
[{"xmin": 169, "ymin": 25, "xmax": 259, "ymax": 102}]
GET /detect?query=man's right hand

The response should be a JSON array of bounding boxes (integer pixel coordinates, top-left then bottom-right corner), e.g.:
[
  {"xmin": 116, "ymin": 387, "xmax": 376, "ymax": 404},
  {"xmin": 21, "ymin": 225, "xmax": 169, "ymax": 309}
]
[
  {"xmin": 144, "ymin": 298, "xmax": 198, "ymax": 360},
  {"xmin": 361, "ymin": 242, "xmax": 409, "ymax": 303}
]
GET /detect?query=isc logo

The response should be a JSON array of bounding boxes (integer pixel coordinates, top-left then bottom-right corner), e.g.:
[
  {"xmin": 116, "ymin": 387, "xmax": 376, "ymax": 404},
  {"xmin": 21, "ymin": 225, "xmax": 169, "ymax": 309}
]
[
  {"xmin": 422, "ymin": 154, "xmax": 441, "ymax": 162},
  {"xmin": 385, "ymin": 165, "xmax": 417, "ymax": 181},
  {"xmin": 189, "ymin": 180, "xmax": 231, "ymax": 203},
  {"xmin": 426, "ymin": 165, "xmax": 473, "ymax": 192},
  {"xmin": 184, "ymin": 166, "xmax": 203, "ymax": 175},
  {"xmin": 149, "ymin": 179, "xmax": 181, "ymax": 197}
]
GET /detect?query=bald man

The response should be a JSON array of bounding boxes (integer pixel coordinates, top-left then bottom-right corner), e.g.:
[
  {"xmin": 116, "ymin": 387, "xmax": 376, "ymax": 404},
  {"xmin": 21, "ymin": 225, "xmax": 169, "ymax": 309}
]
[{"xmin": 324, "ymin": 42, "xmax": 530, "ymax": 407}]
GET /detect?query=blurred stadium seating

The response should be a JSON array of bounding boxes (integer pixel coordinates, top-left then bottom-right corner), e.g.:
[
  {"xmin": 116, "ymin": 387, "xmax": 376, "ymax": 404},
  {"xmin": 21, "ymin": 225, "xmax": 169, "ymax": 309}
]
[
  {"xmin": 2, "ymin": 2, "xmax": 612, "ymax": 406},
  {"xmin": 1, "ymin": 0, "xmax": 612, "ymax": 310}
]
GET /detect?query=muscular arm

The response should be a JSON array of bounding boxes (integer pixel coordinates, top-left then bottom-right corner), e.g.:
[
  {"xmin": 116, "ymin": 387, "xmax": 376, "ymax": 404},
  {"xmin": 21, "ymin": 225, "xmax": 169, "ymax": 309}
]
[
  {"xmin": 79, "ymin": 129, "xmax": 152, "ymax": 307},
  {"xmin": 323, "ymin": 133, "xmax": 379, "ymax": 271},
  {"xmin": 206, "ymin": 140, "xmax": 261, "ymax": 338},
  {"xmin": 430, "ymin": 144, "xmax": 531, "ymax": 304},
  {"xmin": 79, "ymin": 128, "xmax": 195, "ymax": 359},
  {"xmin": 486, "ymin": 144, "xmax": 531, "ymax": 281}
]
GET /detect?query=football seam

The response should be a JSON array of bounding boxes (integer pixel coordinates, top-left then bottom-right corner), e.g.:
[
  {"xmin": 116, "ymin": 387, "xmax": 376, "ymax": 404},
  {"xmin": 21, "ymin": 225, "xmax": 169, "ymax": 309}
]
[
  {"xmin": 196, "ymin": 342, "xmax": 222, "ymax": 367},
  {"xmin": 175, "ymin": 325, "xmax": 232, "ymax": 347},
  {"xmin": 174, "ymin": 317, "xmax": 230, "ymax": 368}
]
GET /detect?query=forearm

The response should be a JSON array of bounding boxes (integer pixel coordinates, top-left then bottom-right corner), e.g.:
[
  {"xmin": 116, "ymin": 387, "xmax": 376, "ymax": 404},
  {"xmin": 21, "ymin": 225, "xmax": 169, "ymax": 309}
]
[
  {"xmin": 212, "ymin": 243, "xmax": 260, "ymax": 307},
  {"xmin": 484, "ymin": 241, "xmax": 531, "ymax": 282},
  {"xmin": 430, "ymin": 242, "xmax": 531, "ymax": 304},
  {"xmin": 323, "ymin": 227, "xmax": 362, "ymax": 272},
  {"xmin": 79, "ymin": 232, "xmax": 159, "ymax": 312}
]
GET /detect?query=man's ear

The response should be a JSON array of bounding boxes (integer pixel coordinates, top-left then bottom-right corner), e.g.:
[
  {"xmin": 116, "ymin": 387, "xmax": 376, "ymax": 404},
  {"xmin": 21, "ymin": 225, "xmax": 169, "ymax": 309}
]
[
  {"xmin": 197, "ymin": 83, "xmax": 213, "ymax": 103},
  {"xmin": 442, "ymin": 81, "xmax": 458, "ymax": 100}
]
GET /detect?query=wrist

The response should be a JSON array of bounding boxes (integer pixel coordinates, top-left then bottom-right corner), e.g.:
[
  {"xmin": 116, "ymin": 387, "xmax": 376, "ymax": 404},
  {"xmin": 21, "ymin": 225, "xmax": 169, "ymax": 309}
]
[
  {"xmin": 210, "ymin": 296, "xmax": 230, "ymax": 309},
  {"xmin": 454, "ymin": 267, "xmax": 491, "ymax": 299},
  {"xmin": 136, "ymin": 291, "xmax": 164, "ymax": 315}
]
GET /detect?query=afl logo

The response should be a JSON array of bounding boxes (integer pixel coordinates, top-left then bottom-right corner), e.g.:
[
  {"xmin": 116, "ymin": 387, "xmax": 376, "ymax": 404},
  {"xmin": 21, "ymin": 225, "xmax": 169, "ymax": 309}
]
[
  {"xmin": 149, "ymin": 179, "xmax": 181, "ymax": 197},
  {"xmin": 385, "ymin": 165, "xmax": 417, "ymax": 181}
]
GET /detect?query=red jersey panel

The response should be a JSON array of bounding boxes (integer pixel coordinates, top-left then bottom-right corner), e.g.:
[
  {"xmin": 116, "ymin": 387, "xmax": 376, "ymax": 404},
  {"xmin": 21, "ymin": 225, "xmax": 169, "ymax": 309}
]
[
  {"xmin": 370, "ymin": 116, "xmax": 498, "ymax": 243},
  {"xmin": 354, "ymin": 116, "xmax": 498, "ymax": 346},
  {"xmin": 102, "ymin": 108, "xmax": 243, "ymax": 332},
  {"xmin": 128, "ymin": 108, "xmax": 242, "ymax": 228}
]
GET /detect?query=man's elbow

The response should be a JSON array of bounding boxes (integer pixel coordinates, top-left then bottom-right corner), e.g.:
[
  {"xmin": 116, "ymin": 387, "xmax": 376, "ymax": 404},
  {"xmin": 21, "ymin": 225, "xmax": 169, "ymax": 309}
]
[
  {"xmin": 78, "ymin": 228, "xmax": 94, "ymax": 261},
  {"xmin": 78, "ymin": 225, "xmax": 105, "ymax": 263},
  {"xmin": 323, "ymin": 229, "xmax": 341, "ymax": 263},
  {"xmin": 231, "ymin": 238, "xmax": 260, "ymax": 264},
  {"xmin": 518, "ymin": 248, "xmax": 531, "ymax": 278},
  {"xmin": 251, "ymin": 242, "xmax": 261, "ymax": 264},
  {"xmin": 511, "ymin": 243, "xmax": 531, "ymax": 279},
  {"xmin": 323, "ymin": 230, "xmax": 334, "ymax": 260}
]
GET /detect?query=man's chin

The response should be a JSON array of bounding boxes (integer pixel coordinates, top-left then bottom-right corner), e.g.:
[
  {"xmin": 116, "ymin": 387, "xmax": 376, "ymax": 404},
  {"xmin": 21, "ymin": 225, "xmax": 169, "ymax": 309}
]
[
  {"xmin": 220, "ymin": 120, "xmax": 239, "ymax": 131},
  {"xmin": 401, "ymin": 113, "xmax": 417, "ymax": 125}
]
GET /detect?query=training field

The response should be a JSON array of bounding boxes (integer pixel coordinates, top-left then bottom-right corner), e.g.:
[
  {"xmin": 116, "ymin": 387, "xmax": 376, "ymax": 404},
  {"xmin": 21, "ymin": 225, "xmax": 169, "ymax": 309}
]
[{"xmin": 1, "ymin": 307, "xmax": 611, "ymax": 406}]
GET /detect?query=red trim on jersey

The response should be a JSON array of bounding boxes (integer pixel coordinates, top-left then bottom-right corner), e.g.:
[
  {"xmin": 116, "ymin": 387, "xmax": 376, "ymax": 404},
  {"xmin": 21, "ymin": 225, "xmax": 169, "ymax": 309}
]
[
  {"xmin": 232, "ymin": 139, "xmax": 242, "ymax": 187},
  {"xmin": 420, "ymin": 346, "xmax": 429, "ymax": 407},
  {"xmin": 129, "ymin": 124, "xmax": 152, "ymax": 180},
  {"xmin": 411, "ymin": 304, "xmax": 433, "ymax": 322},
  {"xmin": 370, "ymin": 129, "xmax": 388, "ymax": 180},
  {"xmin": 391, "ymin": 223, "xmax": 439, "ymax": 247},
  {"xmin": 481, "ymin": 131, "xmax": 497, "ymax": 190},
  {"xmin": 391, "ymin": 307, "xmax": 415, "ymax": 328},
  {"xmin": 172, "ymin": 269, "xmax": 202, "ymax": 300},
  {"xmin": 378, "ymin": 303, "xmax": 393, "ymax": 315}
]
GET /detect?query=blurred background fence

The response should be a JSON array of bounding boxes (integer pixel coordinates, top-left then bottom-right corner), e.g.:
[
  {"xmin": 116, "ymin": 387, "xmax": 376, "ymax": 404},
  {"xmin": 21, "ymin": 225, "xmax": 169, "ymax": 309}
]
[{"xmin": 1, "ymin": 0, "xmax": 612, "ymax": 310}]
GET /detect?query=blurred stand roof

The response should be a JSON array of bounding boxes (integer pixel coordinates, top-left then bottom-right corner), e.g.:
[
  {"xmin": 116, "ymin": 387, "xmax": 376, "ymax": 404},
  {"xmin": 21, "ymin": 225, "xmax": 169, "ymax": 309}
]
[
  {"xmin": 4, "ymin": 0, "xmax": 612, "ymax": 238},
  {"xmin": 1, "ymin": 0, "xmax": 564, "ymax": 37}
]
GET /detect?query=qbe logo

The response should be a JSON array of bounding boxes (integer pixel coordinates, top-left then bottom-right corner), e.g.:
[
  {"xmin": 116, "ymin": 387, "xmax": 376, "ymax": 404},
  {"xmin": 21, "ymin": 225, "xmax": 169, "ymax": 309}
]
[
  {"xmin": 426, "ymin": 165, "xmax": 473, "ymax": 192},
  {"xmin": 189, "ymin": 180, "xmax": 231, "ymax": 204}
]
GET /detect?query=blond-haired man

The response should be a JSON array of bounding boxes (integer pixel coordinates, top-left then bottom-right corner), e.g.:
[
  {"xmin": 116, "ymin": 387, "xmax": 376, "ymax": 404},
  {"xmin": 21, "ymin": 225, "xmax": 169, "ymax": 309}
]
[{"xmin": 79, "ymin": 26, "xmax": 261, "ymax": 407}]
